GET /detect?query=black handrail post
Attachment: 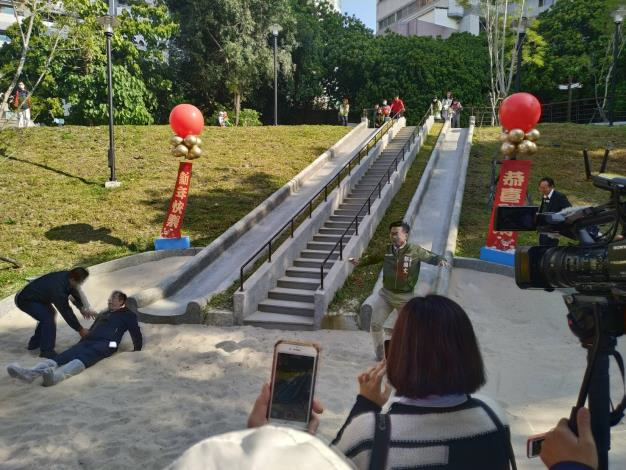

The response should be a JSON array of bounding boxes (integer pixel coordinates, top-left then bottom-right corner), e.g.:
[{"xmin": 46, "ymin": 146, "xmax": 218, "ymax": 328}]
[
  {"xmin": 339, "ymin": 237, "xmax": 343, "ymax": 260},
  {"xmin": 324, "ymin": 185, "xmax": 327, "ymax": 201},
  {"xmin": 320, "ymin": 265, "xmax": 324, "ymax": 290},
  {"xmin": 268, "ymin": 242, "xmax": 272, "ymax": 262},
  {"xmin": 309, "ymin": 201, "xmax": 312, "ymax": 218},
  {"xmin": 367, "ymin": 197, "xmax": 371, "ymax": 215},
  {"xmin": 355, "ymin": 216, "xmax": 359, "ymax": 235},
  {"xmin": 291, "ymin": 219, "xmax": 294, "ymax": 237},
  {"xmin": 240, "ymin": 267, "xmax": 244, "ymax": 291}
]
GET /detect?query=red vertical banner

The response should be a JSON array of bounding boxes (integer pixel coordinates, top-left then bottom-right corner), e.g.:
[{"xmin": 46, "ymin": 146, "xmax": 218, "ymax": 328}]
[
  {"xmin": 485, "ymin": 159, "xmax": 532, "ymax": 251},
  {"xmin": 161, "ymin": 162, "xmax": 192, "ymax": 239}
]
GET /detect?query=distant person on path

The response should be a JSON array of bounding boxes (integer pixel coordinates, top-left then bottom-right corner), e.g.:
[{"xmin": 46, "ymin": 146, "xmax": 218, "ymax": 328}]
[
  {"xmin": 7, "ymin": 291, "xmax": 143, "ymax": 386},
  {"xmin": 371, "ymin": 104, "xmax": 383, "ymax": 128},
  {"xmin": 442, "ymin": 91, "xmax": 453, "ymax": 121},
  {"xmin": 218, "ymin": 111, "xmax": 231, "ymax": 127},
  {"xmin": 390, "ymin": 95, "xmax": 405, "ymax": 118},
  {"xmin": 351, "ymin": 221, "xmax": 449, "ymax": 360},
  {"xmin": 538, "ymin": 177, "xmax": 571, "ymax": 246},
  {"xmin": 451, "ymin": 100, "xmax": 463, "ymax": 128},
  {"xmin": 432, "ymin": 96, "xmax": 442, "ymax": 120},
  {"xmin": 14, "ymin": 267, "xmax": 96, "ymax": 358},
  {"xmin": 13, "ymin": 81, "xmax": 31, "ymax": 128},
  {"xmin": 338, "ymin": 98, "xmax": 349, "ymax": 126}
]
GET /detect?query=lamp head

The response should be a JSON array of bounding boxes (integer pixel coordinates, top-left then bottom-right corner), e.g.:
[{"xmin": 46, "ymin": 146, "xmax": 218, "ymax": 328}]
[
  {"xmin": 270, "ymin": 23, "xmax": 282, "ymax": 36},
  {"xmin": 613, "ymin": 7, "xmax": 626, "ymax": 23},
  {"xmin": 517, "ymin": 16, "xmax": 528, "ymax": 34}
]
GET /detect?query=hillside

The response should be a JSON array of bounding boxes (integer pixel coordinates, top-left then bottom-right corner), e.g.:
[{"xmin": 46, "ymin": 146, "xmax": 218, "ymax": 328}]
[{"xmin": 0, "ymin": 125, "xmax": 349, "ymax": 298}]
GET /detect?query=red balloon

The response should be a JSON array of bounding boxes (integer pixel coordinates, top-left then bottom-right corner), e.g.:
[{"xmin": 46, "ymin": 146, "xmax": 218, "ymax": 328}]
[
  {"xmin": 499, "ymin": 93, "xmax": 541, "ymax": 132},
  {"xmin": 169, "ymin": 104, "xmax": 204, "ymax": 137}
]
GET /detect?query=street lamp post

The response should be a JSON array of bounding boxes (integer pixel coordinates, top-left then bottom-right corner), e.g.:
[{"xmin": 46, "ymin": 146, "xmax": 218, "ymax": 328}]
[
  {"xmin": 97, "ymin": 2, "xmax": 121, "ymax": 188},
  {"xmin": 515, "ymin": 16, "xmax": 528, "ymax": 93},
  {"xmin": 270, "ymin": 23, "xmax": 282, "ymax": 126},
  {"xmin": 608, "ymin": 9, "xmax": 624, "ymax": 126}
]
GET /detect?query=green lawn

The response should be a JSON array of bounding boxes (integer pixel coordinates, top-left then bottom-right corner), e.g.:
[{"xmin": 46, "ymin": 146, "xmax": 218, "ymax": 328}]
[
  {"xmin": 0, "ymin": 125, "xmax": 348, "ymax": 299},
  {"xmin": 328, "ymin": 124, "xmax": 443, "ymax": 315},
  {"xmin": 457, "ymin": 123, "xmax": 626, "ymax": 257}
]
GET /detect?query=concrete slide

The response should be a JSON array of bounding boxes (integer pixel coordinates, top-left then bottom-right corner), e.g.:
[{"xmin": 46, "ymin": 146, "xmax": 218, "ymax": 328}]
[{"xmin": 359, "ymin": 118, "xmax": 475, "ymax": 331}]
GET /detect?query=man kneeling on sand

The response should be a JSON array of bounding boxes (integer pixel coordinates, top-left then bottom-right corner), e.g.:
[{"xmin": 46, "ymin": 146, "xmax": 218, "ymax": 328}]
[{"xmin": 7, "ymin": 290, "xmax": 142, "ymax": 387}]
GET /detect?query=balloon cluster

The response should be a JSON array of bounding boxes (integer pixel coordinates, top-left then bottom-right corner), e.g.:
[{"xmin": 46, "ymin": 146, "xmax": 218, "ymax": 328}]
[
  {"xmin": 170, "ymin": 134, "xmax": 203, "ymax": 160},
  {"xmin": 498, "ymin": 92, "xmax": 542, "ymax": 159},
  {"xmin": 498, "ymin": 128, "xmax": 540, "ymax": 158},
  {"xmin": 169, "ymin": 104, "xmax": 205, "ymax": 160}
]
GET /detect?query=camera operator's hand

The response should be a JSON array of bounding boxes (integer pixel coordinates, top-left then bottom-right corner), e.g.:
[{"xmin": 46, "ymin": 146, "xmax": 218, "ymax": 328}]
[
  {"xmin": 358, "ymin": 361, "xmax": 391, "ymax": 407},
  {"xmin": 247, "ymin": 382, "xmax": 324, "ymax": 435},
  {"xmin": 438, "ymin": 259, "xmax": 450, "ymax": 268},
  {"xmin": 540, "ymin": 407, "xmax": 598, "ymax": 470}
]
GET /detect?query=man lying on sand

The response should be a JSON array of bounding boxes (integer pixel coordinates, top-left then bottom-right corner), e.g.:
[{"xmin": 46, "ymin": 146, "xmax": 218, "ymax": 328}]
[{"xmin": 7, "ymin": 290, "xmax": 142, "ymax": 387}]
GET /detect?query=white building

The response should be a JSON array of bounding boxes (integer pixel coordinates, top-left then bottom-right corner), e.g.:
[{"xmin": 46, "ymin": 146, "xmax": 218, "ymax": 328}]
[{"xmin": 376, "ymin": 0, "xmax": 557, "ymax": 38}]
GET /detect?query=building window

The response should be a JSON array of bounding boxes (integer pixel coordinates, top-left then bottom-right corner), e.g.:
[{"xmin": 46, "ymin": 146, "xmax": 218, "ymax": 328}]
[
  {"xmin": 0, "ymin": 5, "xmax": 15, "ymax": 15},
  {"xmin": 538, "ymin": 0, "xmax": 544, "ymax": 7}
]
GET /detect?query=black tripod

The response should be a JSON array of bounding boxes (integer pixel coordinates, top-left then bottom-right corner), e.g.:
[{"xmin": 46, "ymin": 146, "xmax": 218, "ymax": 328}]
[{"xmin": 566, "ymin": 294, "xmax": 623, "ymax": 470}]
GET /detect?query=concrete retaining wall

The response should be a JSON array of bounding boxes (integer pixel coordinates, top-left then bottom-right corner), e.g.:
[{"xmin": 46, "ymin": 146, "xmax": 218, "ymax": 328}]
[
  {"xmin": 314, "ymin": 116, "xmax": 435, "ymax": 328},
  {"xmin": 130, "ymin": 122, "xmax": 369, "ymax": 309},
  {"xmin": 233, "ymin": 119, "xmax": 408, "ymax": 324}
]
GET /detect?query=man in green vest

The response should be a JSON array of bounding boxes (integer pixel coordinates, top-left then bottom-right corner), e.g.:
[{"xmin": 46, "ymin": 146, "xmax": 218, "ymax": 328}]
[{"xmin": 352, "ymin": 221, "xmax": 450, "ymax": 360}]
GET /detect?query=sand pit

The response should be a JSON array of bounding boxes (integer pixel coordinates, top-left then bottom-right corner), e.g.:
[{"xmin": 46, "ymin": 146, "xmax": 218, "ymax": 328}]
[{"xmin": 1, "ymin": 267, "xmax": 624, "ymax": 469}]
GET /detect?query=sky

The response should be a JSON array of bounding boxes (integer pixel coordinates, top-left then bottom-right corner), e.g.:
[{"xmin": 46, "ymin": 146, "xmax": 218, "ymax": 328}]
[{"xmin": 342, "ymin": 0, "xmax": 376, "ymax": 31}]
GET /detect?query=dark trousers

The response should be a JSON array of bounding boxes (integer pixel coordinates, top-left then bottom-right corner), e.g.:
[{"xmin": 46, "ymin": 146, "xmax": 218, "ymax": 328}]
[
  {"xmin": 15, "ymin": 296, "xmax": 57, "ymax": 354},
  {"xmin": 55, "ymin": 339, "xmax": 112, "ymax": 368}
]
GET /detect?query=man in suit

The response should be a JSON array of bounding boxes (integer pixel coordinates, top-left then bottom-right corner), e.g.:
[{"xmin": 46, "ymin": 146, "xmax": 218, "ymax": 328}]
[
  {"xmin": 7, "ymin": 290, "xmax": 142, "ymax": 387},
  {"xmin": 538, "ymin": 177, "xmax": 571, "ymax": 246}
]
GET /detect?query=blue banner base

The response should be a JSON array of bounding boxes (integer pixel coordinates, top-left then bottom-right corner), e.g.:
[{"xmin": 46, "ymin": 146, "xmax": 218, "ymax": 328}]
[
  {"xmin": 479, "ymin": 246, "xmax": 515, "ymax": 267},
  {"xmin": 154, "ymin": 236, "xmax": 191, "ymax": 251}
]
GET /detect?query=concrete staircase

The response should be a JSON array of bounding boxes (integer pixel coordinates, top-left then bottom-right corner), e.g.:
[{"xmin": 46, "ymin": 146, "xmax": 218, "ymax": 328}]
[{"xmin": 243, "ymin": 127, "xmax": 417, "ymax": 330}]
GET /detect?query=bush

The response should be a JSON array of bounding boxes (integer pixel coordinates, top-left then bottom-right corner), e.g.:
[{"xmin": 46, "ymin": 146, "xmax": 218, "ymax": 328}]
[{"xmin": 209, "ymin": 107, "xmax": 262, "ymax": 126}]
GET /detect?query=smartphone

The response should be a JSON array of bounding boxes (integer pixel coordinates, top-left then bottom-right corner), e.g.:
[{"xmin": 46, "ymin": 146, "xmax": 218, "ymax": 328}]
[
  {"xmin": 526, "ymin": 433, "xmax": 546, "ymax": 458},
  {"xmin": 384, "ymin": 339, "xmax": 390, "ymax": 360},
  {"xmin": 268, "ymin": 340, "xmax": 319, "ymax": 429}
]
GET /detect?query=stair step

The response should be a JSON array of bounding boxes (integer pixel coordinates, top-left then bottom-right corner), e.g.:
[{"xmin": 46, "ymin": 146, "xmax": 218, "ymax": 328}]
[
  {"xmin": 324, "ymin": 221, "xmax": 353, "ymax": 229},
  {"xmin": 301, "ymin": 249, "xmax": 340, "ymax": 260},
  {"xmin": 277, "ymin": 276, "xmax": 320, "ymax": 290},
  {"xmin": 258, "ymin": 298, "xmax": 314, "ymax": 317},
  {"xmin": 329, "ymin": 215, "xmax": 364, "ymax": 222},
  {"xmin": 243, "ymin": 311, "xmax": 315, "ymax": 331},
  {"xmin": 313, "ymin": 234, "xmax": 351, "ymax": 243},
  {"xmin": 286, "ymin": 266, "xmax": 330, "ymax": 279},
  {"xmin": 293, "ymin": 257, "xmax": 335, "ymax": 269},
  {"xmin": 319, "ymin": 227, "xmax": 355, "ymax": 235},
  {"xmin": 333, "ymin": 209, "xmax": 366, "ymax": 217},
  {"xmin": 268, "ymin": 287, "xmax": 316, "ymax": 303},
  {"xmin": 307, "ymin": 241, "xmax": 340, "ymax": 251}
]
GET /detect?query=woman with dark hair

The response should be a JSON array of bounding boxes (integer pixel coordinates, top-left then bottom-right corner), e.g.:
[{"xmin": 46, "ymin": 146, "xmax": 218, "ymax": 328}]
[{"xmin": 331, "ymin": 295, "xmax": 513, "ymax": 470}]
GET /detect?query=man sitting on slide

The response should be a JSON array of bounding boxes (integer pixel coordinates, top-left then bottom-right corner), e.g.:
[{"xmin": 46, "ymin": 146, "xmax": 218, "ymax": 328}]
[{"xmin": 7, "ymin": 290, "xmax": 142, "ymax": 387}]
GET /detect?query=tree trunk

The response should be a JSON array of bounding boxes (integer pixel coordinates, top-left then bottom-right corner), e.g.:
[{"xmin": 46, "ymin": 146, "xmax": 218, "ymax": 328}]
[{"xmin": 234, "ymin": 91, "xmax": 241, "ymax": 126}]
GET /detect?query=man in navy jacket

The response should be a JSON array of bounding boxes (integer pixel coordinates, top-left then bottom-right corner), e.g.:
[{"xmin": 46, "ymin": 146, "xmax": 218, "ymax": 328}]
[
  {"xmin": 15, "ymin": 267, "xmax": 96, "ymax": 358},
  {"xmin": 7, "ymin": 290, "xmax": 143, "ymax": 387}
]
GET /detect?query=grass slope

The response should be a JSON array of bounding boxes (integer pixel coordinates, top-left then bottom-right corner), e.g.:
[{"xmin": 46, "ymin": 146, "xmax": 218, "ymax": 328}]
[
  {"xmin": 328, "ymin": 124, "xmax": 443, "ymax": 315},
  {"xmin": 0, "ymin": 125, "xmax": 348, "ymax": 298},
  {"xmin": 457, "ymin": 123, "xmax": 626, "ymax": 257}
]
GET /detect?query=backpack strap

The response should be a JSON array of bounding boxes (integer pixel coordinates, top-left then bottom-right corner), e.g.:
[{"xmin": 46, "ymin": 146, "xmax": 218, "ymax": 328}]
[
  {"xmin": 369, "ymin": 413, "xmax": 391, "ymax": 470},
  {"xmin": 473, "ymin": 398, "xmax": 517, "ymax": 470}
]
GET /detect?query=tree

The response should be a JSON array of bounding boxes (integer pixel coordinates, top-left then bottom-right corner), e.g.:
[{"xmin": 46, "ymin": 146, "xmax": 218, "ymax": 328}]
[{"xmin": 167, "ymin": 0, "xmax": 294, "ymax": 125}]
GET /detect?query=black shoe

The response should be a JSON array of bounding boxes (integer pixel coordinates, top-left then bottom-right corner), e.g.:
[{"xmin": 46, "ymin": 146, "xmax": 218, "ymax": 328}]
[
  {"xmin": 39, "ymin": 350, "xmax": 58, "ymax": 359},
  {"xmin": 27, "ymin": 342, "xmax": 40, "ymax": 351}
]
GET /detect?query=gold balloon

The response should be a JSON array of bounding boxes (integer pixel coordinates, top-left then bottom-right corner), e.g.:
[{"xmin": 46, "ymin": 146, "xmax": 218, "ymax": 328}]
[
  {"xmin": 170, "ymin": 135, "xmax": 184, "ymax": 146},
  {"xmin": 507, "ymin": 128, "xmax": 525, "ymax": 144},
  {"xmin": 525, "ymin": 141, "xmax": 538, "ymax": 155},
  {"xmin": 517, "ymin": 140, "xmax": 533, "ymax": 155},
  {"xmin": 498, "ymin": 132, "xmax": 509, "ymax": 143},
  {"xmin": 184, "ymin": 135, "xmax": 198, "ymax": 147},
  {"xmin": 501, "ymin": 142, "xmax": 517, "ymax": 157},
  {"xmin": 525, "ymin": 129, "xmax": 541, "ymax": 142},
  {"xmin": 195, "ymin": 137, "xmax": 203, "ymax": 146},
  {"xmin": 187, "ymin": 145, "xmax": 202, "ymax": 160},
  {"xmin": 175, "ymin": 144, "xmax": 189, "ymax": 157},
  {"xmin": 171, "ymin": 147, "xmax": 183, "ymax": 158}
]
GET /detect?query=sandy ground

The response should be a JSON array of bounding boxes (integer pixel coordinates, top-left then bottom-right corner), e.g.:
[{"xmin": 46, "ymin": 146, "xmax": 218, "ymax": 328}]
[{"xmin": 1, "ymin": 268, "xmax": 625, "ymax": 469}]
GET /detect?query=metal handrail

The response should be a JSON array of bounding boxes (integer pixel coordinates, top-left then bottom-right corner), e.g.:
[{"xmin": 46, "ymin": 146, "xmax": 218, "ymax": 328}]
[
  {"xmin": 238, "ymin": 113, "xmax": 400, "ymax": 291},
  {"xmin": 319, "ymin": 106, "xmax": 432, "ymax": 289}
]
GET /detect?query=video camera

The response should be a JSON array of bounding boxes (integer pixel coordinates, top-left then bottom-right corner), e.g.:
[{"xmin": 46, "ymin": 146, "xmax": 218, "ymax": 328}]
[{"xmin": 495, "ymin": 173, "xmax": 626, "ymax": 469}]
